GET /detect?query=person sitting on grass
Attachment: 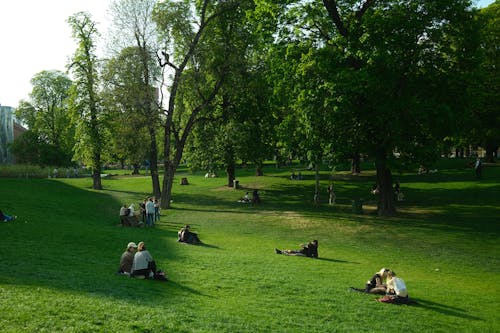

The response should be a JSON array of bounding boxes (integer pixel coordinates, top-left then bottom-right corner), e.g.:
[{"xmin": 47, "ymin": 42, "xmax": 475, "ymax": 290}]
[
  {"xmin": 117, "ymin": 242, "xmax": 137, "ymax": 275},
  {"xmin": 0, "ymin": 210, "xmax": 17, "ymax": 222},
  {"xmin": 131, "ymin": 241, "xmax": 154, "ymax": 279},
  {"xmin": 275, "ymin": 240, "xmax": 318, "ymax": 258},
  {"xmin": 350, "ymin": 268, "xmax": 389, "ymax": 294},
  {"xmin": 130, "ymin": 241, "xmax": 168, "ymax": 281},
  {"xmin": 238, "ymin": 192, "xmax": 251, "ymax": 203},
  {"xmin": 178, "ymin": 225, "xmax": 202, "ymax": 244},
  {"xmin": 376, "ymin": 270, "xmax": 409, "ymax": 304}
]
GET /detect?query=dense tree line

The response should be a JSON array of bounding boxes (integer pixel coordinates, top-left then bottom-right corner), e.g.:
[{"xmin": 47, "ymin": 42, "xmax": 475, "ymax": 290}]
[{"xmin": 12, "ymin": 0, "xmax": 498, "ymax": 214}]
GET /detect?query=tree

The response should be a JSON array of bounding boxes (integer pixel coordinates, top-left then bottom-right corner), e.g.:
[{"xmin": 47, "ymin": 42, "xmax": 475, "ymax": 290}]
[
  {"xmin": 184, "ymin": 1, "xmax": 275, "ymax": 185},
  {"xmin": 153, "ymin": 0, "xmax": 238, "ymax": 208},
  {"xmin": 261, "ymin": 0, "xmax": 475, "ymax": 214},
  {"xmin": 101, "ymin": 46, "xmax": 153, "ymax": 174},
  {"xmin": 13, "ymin": 71, "xmax": 74, "ymax": 166},
  {"xmin": 107, "ymin": 0, "xmax": 162, "ymax": 197},
  {"xmin": 468, "ymin": 1, "xmax": 499, "ymax": 162},
  {"xmin": 67, "ymin": 12, "xmax": 105, "ymax": 190}
]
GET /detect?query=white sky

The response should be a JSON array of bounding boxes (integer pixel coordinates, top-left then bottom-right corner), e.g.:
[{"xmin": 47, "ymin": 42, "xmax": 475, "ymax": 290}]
[
  {"xmin": 0, "ymin": 0, "xmax": 495, "ymax": 108},
  {"xmin": 0, "ymin": 0, "xmax": 112, "ymax": 107}
]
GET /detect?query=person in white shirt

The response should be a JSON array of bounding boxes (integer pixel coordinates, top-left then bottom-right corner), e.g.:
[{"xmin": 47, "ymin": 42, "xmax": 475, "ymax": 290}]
[
  {"xmin": 377, "ymin": 270, "xmax": 409, "ymax": 304},
  {"xmin": 145, "ymin": 198, "xmax": 155, "ymax": 227},
  {"xmin": 131, "ymin": 241, "xmax": 154, "ymax": 278}
]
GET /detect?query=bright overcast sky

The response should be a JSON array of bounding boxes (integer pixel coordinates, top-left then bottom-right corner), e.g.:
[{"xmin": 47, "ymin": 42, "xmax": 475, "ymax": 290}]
[{"xmin": 0, "ymin": 0, "xmax": 495, "ymax": 108}]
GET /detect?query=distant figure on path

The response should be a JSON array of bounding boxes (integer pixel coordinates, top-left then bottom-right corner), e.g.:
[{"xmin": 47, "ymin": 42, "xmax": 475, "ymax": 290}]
[
  {"xmin": 327, "ymin": 183, "xmax": 336, "ymax": 205},
  {"xmin": 474, "ymin": 157, "xmax": 482, "ymax": 179}
]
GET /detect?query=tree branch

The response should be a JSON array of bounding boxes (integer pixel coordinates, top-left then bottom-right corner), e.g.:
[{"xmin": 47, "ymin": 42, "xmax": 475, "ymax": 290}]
[{"xmin": 322, "ymin": 0, "xmax": 348, "ymax": 37}]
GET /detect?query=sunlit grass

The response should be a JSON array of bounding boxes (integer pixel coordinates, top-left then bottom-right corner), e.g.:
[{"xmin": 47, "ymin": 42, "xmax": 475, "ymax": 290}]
[{"xmin": 1, "ymin": 159, "xmax": 499, "ymax": 332}]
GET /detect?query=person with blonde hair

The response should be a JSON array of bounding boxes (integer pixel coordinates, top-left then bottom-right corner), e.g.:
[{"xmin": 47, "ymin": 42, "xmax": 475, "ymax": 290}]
[
  {"xmin": 131, "ymin": 241, "xmax": 154, "ymax": 278},
  {"xmin": 376, "ymin": 270, "xmax": 409, "ymax": 304}
]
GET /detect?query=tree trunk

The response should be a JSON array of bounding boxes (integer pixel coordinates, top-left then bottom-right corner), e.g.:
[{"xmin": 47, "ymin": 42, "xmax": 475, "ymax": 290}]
[
  {"xmin": 161, "ymin": 160, "xmax": 174, "ymax": 209},
  {"xmin": 314, "ymin": 163, "xmax": 320, "ymax": 204},
  {"xmin": 351, "ymin": 151, "xmax": 361, "ymax": 174},
  {"xmin": 485, "ymin": 144, "xmax": 497, "ymax": 163},
  {"xmin": 227, "ymin": 159, "xmax": 235, "ymax": 188},
  {"xmin": 148, "ymin": 127, "xmax": 161, "ymax": 198},
  {"xmin": 375, "ymin": 154, "xmax": 395, "ymax": 216},
  {"xmin": 255, "ymin": 161, "xmax": 263, "ymax": 176},
  {"xmin": 92, "ymin": 163, "xmax": 102, "ymax": 190}
]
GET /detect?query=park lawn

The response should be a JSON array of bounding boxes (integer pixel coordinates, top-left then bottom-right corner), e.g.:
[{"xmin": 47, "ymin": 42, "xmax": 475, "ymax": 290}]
[{"xmin": 1, "ymin": 161, "xmax": 499, "ymax": 332}]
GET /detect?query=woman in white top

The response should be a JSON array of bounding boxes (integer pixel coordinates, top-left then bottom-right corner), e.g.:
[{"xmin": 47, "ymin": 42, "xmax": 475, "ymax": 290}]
[
  {"xmin": 131, "ymin": 241, "xmax": 154, "ymax": 278},
  {"xmin": 378, "ymin": 270, "xmax": 409, "ymax": 304}
]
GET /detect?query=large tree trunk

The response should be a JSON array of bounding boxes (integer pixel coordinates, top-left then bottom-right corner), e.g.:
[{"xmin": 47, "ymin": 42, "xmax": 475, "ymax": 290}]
[
  {"xmin": 375, "ymin": 154, "xmax": 395, "ymax": 216},
  {"xmin": 148, "ymin": 127, "xmax": 161, "ymax": 198},
  {"xmin": 227, "ymin": 162, "xmax": 235, "ymax": 188},
  {"xmin": 314, "ymin": 162, "xmax": 320, "ymax": 204},
  {"xmin": 161, "ymin": 160, "xmax": 175, "ymax": 209},
  {"xmin": 351, "ymin": 151, "xmax": 361, "ymax": 174},
  {"xmin": 485, "ymin": 144, "xmax": 497, "ymax": 163},
  {"xmin": 225, "ymin": 146, "xmax": 235, "ymax": 187},
  {"xmin": 92, "ymin": 159, "xmax": 102, "ymax": 190},
  {"xmin": 255, "ymin": 161, "xmax": 263, "ymax": 176}
]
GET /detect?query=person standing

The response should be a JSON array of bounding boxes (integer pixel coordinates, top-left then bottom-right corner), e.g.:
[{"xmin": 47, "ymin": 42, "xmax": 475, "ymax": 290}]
[
  {"xmin": 154, "ymin": 198, "xmax": 161, "ymax": 223},
  {"xmin": 145, "ymin": 197, "xmax": 155, "ymax": 227},
  {"xmin": 474, "ymin": 157, "xmax": 482, "ymax": 179},
  {"xmin": 327, "ymin": 183, "xmax": 336, "ymax": 205}
]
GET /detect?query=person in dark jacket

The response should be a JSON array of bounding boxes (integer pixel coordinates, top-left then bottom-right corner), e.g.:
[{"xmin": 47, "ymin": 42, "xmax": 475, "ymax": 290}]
[{"xmin": 275, "ymin": 240, "xmax": 318, "ymax": 258}]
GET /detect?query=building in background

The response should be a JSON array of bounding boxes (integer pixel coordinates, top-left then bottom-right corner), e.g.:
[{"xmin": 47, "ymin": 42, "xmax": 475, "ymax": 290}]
[{"xmin": 0, "ymin": 105, "xmax": 27, "ymax": 164}]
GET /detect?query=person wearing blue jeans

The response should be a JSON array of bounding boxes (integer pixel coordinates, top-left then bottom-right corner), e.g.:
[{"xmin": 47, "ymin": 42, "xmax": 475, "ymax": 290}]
[
  {"xmin": 0, "ymin": 210, "xmax": 16, "ymax": 221},
  {"xmin": 145, "ymin": 197, "xmax": 155, "ymax": 227}
]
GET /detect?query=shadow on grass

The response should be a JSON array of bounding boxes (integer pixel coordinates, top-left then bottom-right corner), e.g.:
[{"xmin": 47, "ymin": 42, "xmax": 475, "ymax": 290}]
[
  {"xmin": 317, "ymin": 257, "xmax": 360, "ymax": 264},
  {"xmin": 411, "ymin": 297, "xmax": 481, "ymax": 320}
]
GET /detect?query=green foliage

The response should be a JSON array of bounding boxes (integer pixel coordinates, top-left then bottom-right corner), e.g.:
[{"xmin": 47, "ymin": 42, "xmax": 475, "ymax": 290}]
[{"xmin": 0, "ymin": 160, "xmax": 499, "ymax": 332}]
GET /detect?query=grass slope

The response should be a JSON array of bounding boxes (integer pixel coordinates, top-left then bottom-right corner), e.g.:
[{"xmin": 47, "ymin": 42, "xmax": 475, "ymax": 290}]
[{"xmin": 1, "ymin": 160, "xmax": 499, "ymax": 332}]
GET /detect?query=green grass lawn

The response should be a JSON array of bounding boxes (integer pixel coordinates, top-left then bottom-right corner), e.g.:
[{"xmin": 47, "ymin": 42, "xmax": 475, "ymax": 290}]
[{"xmin": 1, "ymin": 160, "xmax": 499, "ymax": 332}]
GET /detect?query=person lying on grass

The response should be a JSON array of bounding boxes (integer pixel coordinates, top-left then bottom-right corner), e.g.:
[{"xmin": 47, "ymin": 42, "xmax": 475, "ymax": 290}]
[
  {"xmin": 0, "ymin": 210, "xmax": 17, "ymax": 222},
  {"xmin": 376, "ymin": 270, "xmax": 409, "ymax": 304},
  {"xmin": 130, "ymin": 241, "xmax": 167, "ymax": 281},
  {"xmin": 350, "ymin": 268, "xmax": 389, "ymax": 294},
  {"xmin": 178, "ymin": 225, "xmax": 202, "ymax": 244},
  {"xmin": 275, "ymin": 240, "xmax": 318, "ymax": 258},
  {"xmin": 117, "ymin": 242, "xmax": 137, "ymax": 275}
]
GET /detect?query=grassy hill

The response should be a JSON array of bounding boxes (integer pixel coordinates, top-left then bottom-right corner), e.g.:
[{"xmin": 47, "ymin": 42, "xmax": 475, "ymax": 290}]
[{"xmin": 1, "ymin": 160, "xmax": 499, "ymax": 332}]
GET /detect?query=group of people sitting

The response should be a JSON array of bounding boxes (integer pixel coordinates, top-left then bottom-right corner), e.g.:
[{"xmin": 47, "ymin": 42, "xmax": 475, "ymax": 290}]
[
  {"xmin": 0, "ymin": 210, "xmax": 16, "ymax": 222},
  {"xmin": 237, "ymin": 190, "xmax": 261, "ymax": 204},
  {"xmin": 350, "ymin": 268, "xmax": 409, "ymax": 304},
  {"xmin": 119, "ymin": 197, "xmax": 160, "ymax": 227},
  {"xmin": 117, "ymin": 241, "xmax": 167, "ymax": 281},
  {"xmin": 117, "ymin": 225, "xmax": 204, "ymax": 280}
]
